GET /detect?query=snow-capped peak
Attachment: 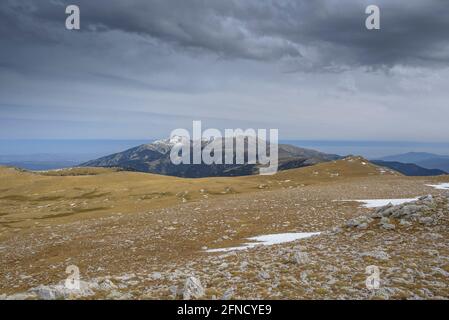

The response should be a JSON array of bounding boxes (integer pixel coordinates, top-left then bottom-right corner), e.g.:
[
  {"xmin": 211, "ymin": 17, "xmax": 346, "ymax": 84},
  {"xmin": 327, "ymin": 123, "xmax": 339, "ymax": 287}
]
[{"xmin": 152, "ymin": 135, "xmax": 185, "ymax": 146}]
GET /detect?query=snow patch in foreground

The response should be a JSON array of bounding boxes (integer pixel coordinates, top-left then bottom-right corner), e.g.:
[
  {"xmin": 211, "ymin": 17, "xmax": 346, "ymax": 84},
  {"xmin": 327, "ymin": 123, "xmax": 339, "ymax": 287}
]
[
  {"xmin": 346, "ymin": 198, "xmax": 420, "ymax": 208},
  {"xmin": 206, "ymin": 232, "xmax": 320, "ymax": 253},
  {"xmin": 426, "ymin": 183, "xmax": 449, "ymax": 190}
]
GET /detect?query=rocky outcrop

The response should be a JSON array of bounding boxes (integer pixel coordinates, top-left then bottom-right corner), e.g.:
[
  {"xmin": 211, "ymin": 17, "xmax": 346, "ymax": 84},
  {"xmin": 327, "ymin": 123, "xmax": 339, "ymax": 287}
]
[
  {"xmin": 1, "ymin": 277, "xmax": 119, "ymax": 300},
  {"xmin": 183, "ymin": 276, "xmax": 205, "ymax": 300},
  {"xmin": 344, "ymin": 195, "xmax": 443, "ymax": 231}
]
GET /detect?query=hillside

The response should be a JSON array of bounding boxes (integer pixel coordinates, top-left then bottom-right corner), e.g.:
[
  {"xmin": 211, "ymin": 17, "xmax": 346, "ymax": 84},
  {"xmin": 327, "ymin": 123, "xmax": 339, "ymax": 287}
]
[
  {"xmin": 0, "ymin": 157, "xmax": 387, "ymax": 227},
  {"xmin": 378, "ymin": 152, "xmax": 449, "ymax": 172},
  {"xmin": 1, "ymin": 158, "xmax": 448, "ymax": 299},
  {"xmin": 379, "ymin": 152, "xmax": 444, "ymax": 163},
  {"xmin": 416, "ymin": 158, "xmax": 449, "ymax": 173},
  {"xmin": 371, "ymin": 160, "xmax": 447, "ymax": 176}
]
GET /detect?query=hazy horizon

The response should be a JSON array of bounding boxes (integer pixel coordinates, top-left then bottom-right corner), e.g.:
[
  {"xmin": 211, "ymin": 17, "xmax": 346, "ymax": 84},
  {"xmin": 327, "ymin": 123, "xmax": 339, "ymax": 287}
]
[{"xmin": 1, "ymin": 139, "xmax": 448, "ymax": 163}]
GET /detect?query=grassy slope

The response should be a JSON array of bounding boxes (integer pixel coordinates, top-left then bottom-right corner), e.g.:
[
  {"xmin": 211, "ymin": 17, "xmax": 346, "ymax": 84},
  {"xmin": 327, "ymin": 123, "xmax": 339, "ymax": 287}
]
[{"xmin": 0, "ymin": 157, "xmax": 399, "ymax": 228}]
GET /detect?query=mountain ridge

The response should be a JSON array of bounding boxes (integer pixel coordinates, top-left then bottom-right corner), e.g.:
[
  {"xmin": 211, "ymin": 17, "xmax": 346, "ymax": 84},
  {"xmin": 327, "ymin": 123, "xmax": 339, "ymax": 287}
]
[
  {"xmin": 377, "ymin": 152, "xmax": 449, "ymax": 172},
  {"xmin": 371, "ymin": 160, "xmax": 447, "ymax": 176},
  {"xmin": 81, "ymin": 138, "xmax": 341, "ymax": 178}
]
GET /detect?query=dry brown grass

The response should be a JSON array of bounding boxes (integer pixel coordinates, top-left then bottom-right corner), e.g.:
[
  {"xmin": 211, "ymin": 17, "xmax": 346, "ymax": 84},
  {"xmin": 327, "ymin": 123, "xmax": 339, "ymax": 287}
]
[{"xmin": 0, "ymin": 158, "xmax": 448, "ymax": 298}]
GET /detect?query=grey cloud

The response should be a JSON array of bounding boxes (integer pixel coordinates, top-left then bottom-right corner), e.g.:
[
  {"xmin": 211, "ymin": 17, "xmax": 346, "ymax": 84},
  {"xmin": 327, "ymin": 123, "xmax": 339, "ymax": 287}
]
[{"xmin": 3, "ymin": 0, "xmax": 448, "ymax": 69}]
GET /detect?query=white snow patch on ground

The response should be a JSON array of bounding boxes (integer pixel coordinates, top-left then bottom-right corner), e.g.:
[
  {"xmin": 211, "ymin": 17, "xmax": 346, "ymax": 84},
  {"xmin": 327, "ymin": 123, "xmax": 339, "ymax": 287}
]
[
  {"xmin": 206, "ymin": 232, "xmax": 321, "ymax": 253},
  {"xmin": 426, "ymin": 183, "xmax": 449, "ymax": 190},
  {"xmin": 344, "ymin": 198, "xmax": 420, "ymax": 208}
]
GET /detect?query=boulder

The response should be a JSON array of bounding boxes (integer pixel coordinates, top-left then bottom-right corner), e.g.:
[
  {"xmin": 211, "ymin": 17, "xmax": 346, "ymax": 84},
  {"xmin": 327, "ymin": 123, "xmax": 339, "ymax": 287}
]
[
  {"xmin": 5, "ymin": 292, "xmax": 37, "ymax": 300},
  {"xmin": 393, "ymin": 204, "xmax": 421, "ymax": 218},
  {"xmin": 381, "ymin": 207, "xmax": 396, "ymax": 217},
  {"xmin": 381, "ymin": 223, "xmax": 396, "ymax": 230},
  {"xmin": 400, "ymin": 219, "xmax": 412, "ymax": 226},
  {"xmin": 98, "ymin": 279, "xmax": 117, "ymax": 291},
  {"xmin": 258, "ymin": 271, "xmax": 271, "ymax": 280},
  {"xmin": 150, "ymin": 272, "xmax": 163, "ymax": 280},
  {"xmin": 345, "ymin": 216, "xmax": 372, "ymax": 228},
  {"xmin": 183, "ymin": 276, "xmax": 205, "ymax": 300},
  {"xmin": 419, "ymin": 217, "xmax": 434, "ymax": 225},
  {"xmin": 30, "ymin": 281, "xmax": 95, "ymax": 300},
  {"xmin": 379, "ymin": 217, "xmax": 395, "ymax": 230},
  {"xmin": 357, "ymin": 223, "xmax": 368, "ymax": 230}
]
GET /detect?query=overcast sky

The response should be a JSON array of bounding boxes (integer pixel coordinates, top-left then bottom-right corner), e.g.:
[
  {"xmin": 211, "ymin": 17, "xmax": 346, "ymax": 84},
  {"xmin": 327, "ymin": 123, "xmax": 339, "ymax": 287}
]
[{"xmin": 1, "ymin": 0, "xmax": 449, "ymax": 141}]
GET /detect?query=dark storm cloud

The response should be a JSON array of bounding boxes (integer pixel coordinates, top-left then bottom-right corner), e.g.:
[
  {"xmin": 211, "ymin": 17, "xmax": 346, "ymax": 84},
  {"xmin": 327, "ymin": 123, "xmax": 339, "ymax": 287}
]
[
  {"xmin": 2, "ymin": 0, "xmax": 448, "ymax": 69},
  {"xmin": 1, "ymin": 0, "xmax": 449, "ymax": 68}
]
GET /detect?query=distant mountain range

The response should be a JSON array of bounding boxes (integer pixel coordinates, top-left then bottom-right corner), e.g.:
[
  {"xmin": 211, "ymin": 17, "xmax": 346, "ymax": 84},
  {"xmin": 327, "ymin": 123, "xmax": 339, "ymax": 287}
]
[
  {"xmin": 371, "ymin": 160, "xmax": 446, "ymax": 176},
  {"xmin": 80, "ymin": 140, "xmax": 449, "ymax": 178},
  {"xmin": 81, "ymin": 137, "xmax": 341, "ymax": 178},
  {"xmin": 2, "ymin": 142, "xmax": 446, "ymax": 178},
  {"xmin": 377, "ymin": 152, "xmax": 449, "ymax": 172},
  {"xmin": 0, "ymin": 154, "xmax": 97, "ymax": 171}
]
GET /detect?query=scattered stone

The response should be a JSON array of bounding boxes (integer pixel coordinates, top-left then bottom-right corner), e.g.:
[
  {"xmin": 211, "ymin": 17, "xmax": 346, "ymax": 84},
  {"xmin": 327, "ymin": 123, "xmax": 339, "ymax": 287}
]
[
  {"xmin": 221, "ymin": 288, "xmax": 234, "ymax": 300},
  {"xmin": 400, "ymin": 219, "xmax": 412, "ymax": 226},
  {"xmin": 419, "ymin": 217, "xmax": 434, "ymax": 225},
  {"xmin": 379, "ymin": 217, "xmax": 396, "ymax": 230},
  {"xmin": 345, "ymin": 219, "xmax": 360, "ymax": 228},
  {"xmin": 150, "ymin": 272, "xmax": 163, "ymax": 280},
  {"xmin": 394, "ymin": 205, "xmax": 421, "ymax": 218},
  {"xmin": 419, "ymin": 195, "xmax": 433, "ymax": 204},
  {"xmin": 330, "ymin": 227, "xmax": 343, "ymax": 234},
  {"xmin": 30, "ymin": 285, "xmax": 58, "ymax": 300},
  {"xmin": 345, "ymin": 216, "xmax": 372, "ymax": 228},
  {"xmin": 5, "ymin": 292, "xmax": 37, "ymax": 300},
  {"xmin": 115, "ymin": 274, "xmax": 136, "ymax": 281},
  {"xmin": 30, "ymin": 282, "xmax": 92, "ymax": 300},
  {"xmin": 381, "ymin": 223, "xmax": 396, "ymax": 230},
  {"xmin": 381, "ymin": 207, "xmax": 396, "ymax": 217},
  {"xmin": 293, "ymin": 251, "xmax": 310, "ymax": 265},
  {"xmin": 183, "ymin": 276, "xmax": 205, "ymax": 300},
  {"xmin": 106, "ymin": 290, "xmax": 132, "ymax": 300},
  {"xmin": 360, "ymin": 251, "xmax": 390, "ymax": 261},
  {"xmin": 380, "ymin": 217, "xmax": 390, "ymax": 224},
  {"xmin": 258, "ymin": 271, "xmax": 271, "ymax": 280},
  {"xmin": 169, "ymin": 285, "xmax": 179, "ymax": 299},
  {"xmin": 98, "ymin": 279, "xmax": 117, "ymax": 291},
  {"xmin": 240, "ymin": 261, "xmax": 249, "ymax": 270}
]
